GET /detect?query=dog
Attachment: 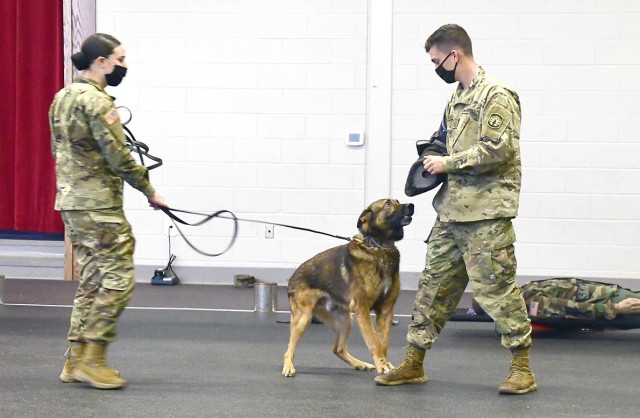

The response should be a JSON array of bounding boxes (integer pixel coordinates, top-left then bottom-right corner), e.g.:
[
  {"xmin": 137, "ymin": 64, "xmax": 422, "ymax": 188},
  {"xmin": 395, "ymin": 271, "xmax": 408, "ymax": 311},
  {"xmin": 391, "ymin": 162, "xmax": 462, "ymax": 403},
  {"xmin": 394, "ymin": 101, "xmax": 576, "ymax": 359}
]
[{"xmin": 282, "ymin": 199, "xmax": 414, "ymax": 377}]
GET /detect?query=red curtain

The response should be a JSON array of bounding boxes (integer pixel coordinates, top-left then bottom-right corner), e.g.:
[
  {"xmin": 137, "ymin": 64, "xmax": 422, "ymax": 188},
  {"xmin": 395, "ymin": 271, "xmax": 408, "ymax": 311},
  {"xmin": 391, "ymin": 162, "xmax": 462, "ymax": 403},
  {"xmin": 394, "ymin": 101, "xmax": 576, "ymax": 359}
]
[{"xmin": 0, "ymin": 0, "xmax": 64, "ymax": 233}]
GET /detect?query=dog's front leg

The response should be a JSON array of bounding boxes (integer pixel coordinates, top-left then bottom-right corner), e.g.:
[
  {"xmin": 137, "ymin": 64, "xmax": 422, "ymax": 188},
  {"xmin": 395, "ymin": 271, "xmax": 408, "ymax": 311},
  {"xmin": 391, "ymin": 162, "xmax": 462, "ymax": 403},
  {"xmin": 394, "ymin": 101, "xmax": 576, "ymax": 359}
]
[
  {"xmin": 375, "ymin": 305, "xmax": 394, "ymax": 361},
  {"xmin": 352, "ymin": 307, "xmax": 391, "ymax": 374}
]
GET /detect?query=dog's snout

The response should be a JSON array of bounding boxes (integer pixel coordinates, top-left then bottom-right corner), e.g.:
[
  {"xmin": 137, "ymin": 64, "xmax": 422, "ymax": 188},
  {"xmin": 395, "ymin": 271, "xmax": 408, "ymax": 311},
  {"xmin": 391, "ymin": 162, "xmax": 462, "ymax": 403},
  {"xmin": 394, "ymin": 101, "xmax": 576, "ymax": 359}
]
[
  {"xmin": 404, "ymin": 203, "xmax": 414, "ymax": 216},
  {"xmin": 398, "ymin": 203, "xmax": 414, "ymax": 227}
]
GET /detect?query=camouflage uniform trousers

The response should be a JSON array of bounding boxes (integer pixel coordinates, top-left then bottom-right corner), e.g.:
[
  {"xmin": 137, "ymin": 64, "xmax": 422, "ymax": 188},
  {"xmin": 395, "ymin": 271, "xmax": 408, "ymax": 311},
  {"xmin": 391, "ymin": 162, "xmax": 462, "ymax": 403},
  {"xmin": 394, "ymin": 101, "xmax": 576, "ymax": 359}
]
[
  {"xmin": 61, "ymin": 208, "xmax": 136, "ymax": 343},
  {"xmin": 407, "ymin": 217, "xmax": 532, "ymax": 350}
]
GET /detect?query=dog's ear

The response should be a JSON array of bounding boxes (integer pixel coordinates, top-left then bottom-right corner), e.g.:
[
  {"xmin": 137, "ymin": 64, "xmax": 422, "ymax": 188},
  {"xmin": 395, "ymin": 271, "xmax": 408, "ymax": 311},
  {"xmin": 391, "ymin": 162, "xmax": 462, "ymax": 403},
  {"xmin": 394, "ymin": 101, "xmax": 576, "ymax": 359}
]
[{"xmin": 357, "ymin": 208, "xmax": 372, "ymax": 230}]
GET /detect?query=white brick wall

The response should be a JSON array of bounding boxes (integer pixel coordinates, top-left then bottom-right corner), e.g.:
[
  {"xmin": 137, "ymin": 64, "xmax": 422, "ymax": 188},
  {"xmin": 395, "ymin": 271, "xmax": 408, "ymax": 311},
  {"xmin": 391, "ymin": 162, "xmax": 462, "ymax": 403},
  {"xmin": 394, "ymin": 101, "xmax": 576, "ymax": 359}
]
[
  {"xmin": 97, "ymin": 0, "xmax": 370, "ymax": 280},
  {"xmin": 97, "ymin": 0, "xmax": 640, "ymax": 285}
]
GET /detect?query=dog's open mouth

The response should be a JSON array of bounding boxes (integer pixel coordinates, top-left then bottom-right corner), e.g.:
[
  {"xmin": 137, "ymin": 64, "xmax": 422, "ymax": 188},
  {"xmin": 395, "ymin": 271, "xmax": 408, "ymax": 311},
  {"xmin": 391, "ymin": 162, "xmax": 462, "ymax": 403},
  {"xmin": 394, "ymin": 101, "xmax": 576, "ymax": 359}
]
[{"xmin": 401, "ymin": 215, "xmax": 412, "ymax": 226}]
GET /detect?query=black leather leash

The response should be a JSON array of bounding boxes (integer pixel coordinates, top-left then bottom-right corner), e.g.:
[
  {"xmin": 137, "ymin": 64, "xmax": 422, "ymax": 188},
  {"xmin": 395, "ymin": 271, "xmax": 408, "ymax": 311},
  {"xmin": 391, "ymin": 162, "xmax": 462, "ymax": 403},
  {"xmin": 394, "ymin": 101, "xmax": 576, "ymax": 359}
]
[
  {"xmin": 119, "ymin": 106, "xmax": 163, "ymax": 171},
  {"xmin": 158, "ymin": 207, "xmax": 239, "ymax": 257},
  {"xmin": 158, "ymin": 206, "xmax": 351, "ymax": 257}
]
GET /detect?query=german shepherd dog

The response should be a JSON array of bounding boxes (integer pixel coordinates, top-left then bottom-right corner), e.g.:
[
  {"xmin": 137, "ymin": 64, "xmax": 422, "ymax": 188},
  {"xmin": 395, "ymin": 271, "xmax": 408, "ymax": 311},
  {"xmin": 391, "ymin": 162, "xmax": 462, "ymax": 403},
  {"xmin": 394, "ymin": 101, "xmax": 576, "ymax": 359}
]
[{"xmin": 282, "ymin": 199, "xmax": 414, "ymax": 377}]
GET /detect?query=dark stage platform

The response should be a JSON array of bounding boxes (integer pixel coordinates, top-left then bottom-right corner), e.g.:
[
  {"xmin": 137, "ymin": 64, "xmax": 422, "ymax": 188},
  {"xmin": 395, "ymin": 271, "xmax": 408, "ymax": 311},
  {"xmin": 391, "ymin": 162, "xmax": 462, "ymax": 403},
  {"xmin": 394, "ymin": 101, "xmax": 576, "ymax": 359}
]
[{"xmin": 1, "ymin": 279, "xmax": 640, "ymax": 417}]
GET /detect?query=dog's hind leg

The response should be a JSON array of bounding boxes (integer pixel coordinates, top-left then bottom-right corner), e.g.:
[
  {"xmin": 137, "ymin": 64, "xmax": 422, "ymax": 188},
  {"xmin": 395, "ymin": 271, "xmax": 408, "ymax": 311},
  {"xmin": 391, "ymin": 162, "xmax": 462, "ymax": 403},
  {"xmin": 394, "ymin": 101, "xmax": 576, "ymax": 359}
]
[
  {"xmin": 282, "ymin": 297, "xmax": 313, "ymax": 377},
  {"xmin": 321, "ymin": 309, "xmax": 375, "ymax": 371}
]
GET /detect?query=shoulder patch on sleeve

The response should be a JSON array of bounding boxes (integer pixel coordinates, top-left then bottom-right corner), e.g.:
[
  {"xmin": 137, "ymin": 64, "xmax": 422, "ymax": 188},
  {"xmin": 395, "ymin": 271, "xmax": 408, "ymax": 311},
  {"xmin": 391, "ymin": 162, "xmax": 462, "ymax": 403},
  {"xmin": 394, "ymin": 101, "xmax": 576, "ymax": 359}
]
[
  {"xmin": 102, "ymin": 108, "xmax": 120, "ymax": 126},
  {"xmin": 488, "ymin": 113, "xmax": 503, "ymax": 129},
  {"xmin": 480, "ymin": 94, "xmax": 514, "ymax": 143}
]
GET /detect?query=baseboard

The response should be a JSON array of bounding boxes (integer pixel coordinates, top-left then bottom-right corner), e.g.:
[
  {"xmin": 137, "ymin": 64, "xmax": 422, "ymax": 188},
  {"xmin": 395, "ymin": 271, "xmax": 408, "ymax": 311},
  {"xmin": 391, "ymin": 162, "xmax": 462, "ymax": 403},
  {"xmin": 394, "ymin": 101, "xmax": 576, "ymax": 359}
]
[
  {"xmin": 133, "ymin": 265, "xmax": 640, "ymax": 291},
  {"xmin": 2, "ymin": 254, "xmax": 638, "ymax": 292}
]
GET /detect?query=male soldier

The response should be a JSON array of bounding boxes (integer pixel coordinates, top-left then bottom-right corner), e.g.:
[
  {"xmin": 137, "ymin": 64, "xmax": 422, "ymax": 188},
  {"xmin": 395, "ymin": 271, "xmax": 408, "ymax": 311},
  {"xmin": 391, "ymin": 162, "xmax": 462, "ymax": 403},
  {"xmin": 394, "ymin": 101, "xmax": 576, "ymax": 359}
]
[
  {"xmin": 375, "ymin": 24, "xmax": 536, "ymax": 394},
  {"xmin": 50, "ymin": 33, "xmax": 166, "ymax": 389}
]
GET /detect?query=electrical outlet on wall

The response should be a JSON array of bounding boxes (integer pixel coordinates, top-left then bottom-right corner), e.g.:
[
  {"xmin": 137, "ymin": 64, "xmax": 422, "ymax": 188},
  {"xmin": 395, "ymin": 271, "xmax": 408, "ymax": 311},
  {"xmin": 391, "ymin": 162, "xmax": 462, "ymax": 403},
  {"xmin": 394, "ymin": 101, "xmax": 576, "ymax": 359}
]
[{"xmin": 265, "ymin": 224, "xmax": 275, "ymax": 239}]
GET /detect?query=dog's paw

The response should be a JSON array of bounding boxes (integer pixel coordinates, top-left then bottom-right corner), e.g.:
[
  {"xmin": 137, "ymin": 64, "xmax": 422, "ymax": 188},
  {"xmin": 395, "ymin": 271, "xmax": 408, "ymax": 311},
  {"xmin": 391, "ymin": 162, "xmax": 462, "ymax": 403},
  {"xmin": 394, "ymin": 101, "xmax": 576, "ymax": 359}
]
[
  {"xmin": 377, "ymin": 361, "xmax": 394, "ymax": 374},
  {"xmin": 282, "ymin": 366, "xmax": 296, "ymax": 377},
  {"xmin": 353, "ymin": 361, "xmax": 375, "ymax": 371}
]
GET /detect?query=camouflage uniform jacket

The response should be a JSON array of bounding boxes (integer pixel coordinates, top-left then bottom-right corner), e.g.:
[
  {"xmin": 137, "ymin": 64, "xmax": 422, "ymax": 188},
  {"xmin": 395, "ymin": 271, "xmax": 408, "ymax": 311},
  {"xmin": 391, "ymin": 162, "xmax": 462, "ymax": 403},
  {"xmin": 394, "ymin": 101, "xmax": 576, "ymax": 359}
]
[
  {"xmin": 434, "ymin": 68, "xmax": 521, "ymax": 222},
  {"xmin": 521, "ymin": 278, "xmax": 618, "ymax": 320},
  {"xmin": 49, "ymin": 77, "xmax": 155, "ymax": 210}
]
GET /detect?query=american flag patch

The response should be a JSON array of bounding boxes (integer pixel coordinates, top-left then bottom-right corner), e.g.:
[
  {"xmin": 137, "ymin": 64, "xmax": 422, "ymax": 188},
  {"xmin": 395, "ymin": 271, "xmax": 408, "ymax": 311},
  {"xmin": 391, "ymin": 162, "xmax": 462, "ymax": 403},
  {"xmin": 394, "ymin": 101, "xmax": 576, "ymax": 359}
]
[
  {"xmin": 529, "ymin": 301, "xmax": 539, "ymax": 316},
  {"xmin": 102, "ymin": 108, "xmax": 120, "ymax": 125}
]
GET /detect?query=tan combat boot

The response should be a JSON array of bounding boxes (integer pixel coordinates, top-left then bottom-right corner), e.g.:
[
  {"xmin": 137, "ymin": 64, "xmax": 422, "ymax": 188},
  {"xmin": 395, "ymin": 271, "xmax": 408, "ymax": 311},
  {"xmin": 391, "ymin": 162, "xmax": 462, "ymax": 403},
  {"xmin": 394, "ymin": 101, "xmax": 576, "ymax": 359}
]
[
  {"xmin": 60, "ymin": 342, "xmax": 85, "ymax": 383},
  {"xmin": 374, "ymin": 345, "xmax": 428, "ymax": 386},
  {"xmin": 60, "ymin": 341, "xmax": 120, "ymax": 383},
  {"xmin": 72, "ymin": 341, "xmax": 127, "ymax": 389},
  {"xmin": 498, "ymin": 346, "xmax": 537, "ymax": 394}
]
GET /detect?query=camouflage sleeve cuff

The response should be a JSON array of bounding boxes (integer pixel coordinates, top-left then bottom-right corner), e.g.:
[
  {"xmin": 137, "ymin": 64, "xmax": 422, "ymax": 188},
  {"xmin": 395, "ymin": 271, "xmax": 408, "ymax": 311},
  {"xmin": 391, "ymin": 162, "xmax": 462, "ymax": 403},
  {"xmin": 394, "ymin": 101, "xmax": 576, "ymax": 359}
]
[
  {"xmin": 442, "ymin": 152, "xmax": 476, "ymax": 173},
  {"xmin": 142, "ymin": 181, "xmax": 156, "ymax": 199},
  {"xmin": 601, "ymin": 302, "xmax": 617, "ymax": 320},
  {"xmin": 442, "ymin": 156, "xmax": 456, "ymax": 172}
]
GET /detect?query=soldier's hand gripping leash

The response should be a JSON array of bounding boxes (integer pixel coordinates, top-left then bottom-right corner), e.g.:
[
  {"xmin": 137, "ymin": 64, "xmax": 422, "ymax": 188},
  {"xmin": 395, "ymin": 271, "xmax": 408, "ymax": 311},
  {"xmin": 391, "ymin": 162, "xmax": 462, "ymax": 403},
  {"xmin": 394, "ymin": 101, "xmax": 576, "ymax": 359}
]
[{"xmin": 120, "ymin": 107, "xmax": 351, "ymax": 257}]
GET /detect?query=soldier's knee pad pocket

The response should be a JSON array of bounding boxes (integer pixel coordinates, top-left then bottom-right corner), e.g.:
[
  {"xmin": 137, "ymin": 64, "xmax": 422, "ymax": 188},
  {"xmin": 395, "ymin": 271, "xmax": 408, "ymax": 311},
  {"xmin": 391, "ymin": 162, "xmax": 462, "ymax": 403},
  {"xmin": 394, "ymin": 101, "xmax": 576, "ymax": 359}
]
[
  {"xmin": 102, "ymin": 276, "xmax": 135, "ymax": 292},
  {"xmin": 474, "ymin": 245, "xmax": 516, "ymax": 284},
  {"xmin": 88, "ymin": 212, "xmax": 133, "ymax": 250}
]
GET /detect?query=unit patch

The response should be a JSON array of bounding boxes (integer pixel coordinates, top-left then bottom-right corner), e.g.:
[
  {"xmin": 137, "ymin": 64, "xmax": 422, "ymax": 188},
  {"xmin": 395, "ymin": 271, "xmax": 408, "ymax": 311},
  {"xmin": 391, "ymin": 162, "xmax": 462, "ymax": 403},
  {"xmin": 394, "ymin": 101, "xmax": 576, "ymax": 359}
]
[
  {"xmin": 487, "ymin": 113, "xmax": 503, "ymax": 129},
  {"xmin": 102, "ymin": 108, "xmax": 120, "ymax": 126}
]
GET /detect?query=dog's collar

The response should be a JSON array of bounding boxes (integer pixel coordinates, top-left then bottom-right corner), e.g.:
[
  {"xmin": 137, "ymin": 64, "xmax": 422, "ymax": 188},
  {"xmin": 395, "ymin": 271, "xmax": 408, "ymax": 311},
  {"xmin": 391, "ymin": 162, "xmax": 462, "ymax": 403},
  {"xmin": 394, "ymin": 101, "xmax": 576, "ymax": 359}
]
[{"xmin": 352, "ymin": 235, "xmax": 396, "ymax": 250}]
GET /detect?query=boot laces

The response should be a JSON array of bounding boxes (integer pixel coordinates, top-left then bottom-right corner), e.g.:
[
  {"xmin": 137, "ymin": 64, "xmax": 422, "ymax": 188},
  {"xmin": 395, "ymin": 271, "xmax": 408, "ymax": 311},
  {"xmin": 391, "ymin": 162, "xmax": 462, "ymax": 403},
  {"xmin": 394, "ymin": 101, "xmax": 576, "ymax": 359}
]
[
  {"xmin": 398, "ymin": 355, "xmax": 422, "ymax": 371},
  {"xmin": 398, "ymin": 357, "xmax": 414, "ymax": 369},
  {"xmin": 507, "ymin": 364, "xmax": 527, "ymax": 380},
  {"xmin": 506, "ymin": 355, "xmax": 532, "ymax": 382}
]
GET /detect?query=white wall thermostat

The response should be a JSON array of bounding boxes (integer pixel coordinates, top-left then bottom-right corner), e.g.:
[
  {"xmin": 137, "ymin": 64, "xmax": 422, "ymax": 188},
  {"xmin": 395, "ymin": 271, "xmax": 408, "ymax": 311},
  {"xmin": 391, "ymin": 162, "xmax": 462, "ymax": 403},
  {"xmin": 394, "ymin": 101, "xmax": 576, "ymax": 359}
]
[{"xmin": 346, "ymin": 132, "xmax": 364, "ymax": 147}]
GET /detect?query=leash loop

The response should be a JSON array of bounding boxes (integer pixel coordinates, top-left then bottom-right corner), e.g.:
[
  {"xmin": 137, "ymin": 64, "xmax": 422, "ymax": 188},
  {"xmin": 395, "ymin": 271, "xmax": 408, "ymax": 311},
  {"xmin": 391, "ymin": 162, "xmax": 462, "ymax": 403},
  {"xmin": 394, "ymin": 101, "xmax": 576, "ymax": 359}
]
[
  {"xmin": 158, "ymin": 206, "xmax": 350, "ymax": 257},
  {"xmin": 159, "ymin": 207, "xmax": 239, "ymax": 257},
  {"xmin": 117, "ymin": 106, "xmax": 164, "ymax": 170}
]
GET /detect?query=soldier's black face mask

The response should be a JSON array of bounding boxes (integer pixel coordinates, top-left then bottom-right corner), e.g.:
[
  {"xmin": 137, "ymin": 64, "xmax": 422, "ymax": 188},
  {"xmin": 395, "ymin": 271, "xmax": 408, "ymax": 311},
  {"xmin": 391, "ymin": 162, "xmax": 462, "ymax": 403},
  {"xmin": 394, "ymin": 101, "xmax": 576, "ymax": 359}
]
[
  {"xmin": 435, "ymin": 51, "xmax": 457, "ymax": 84},
  {"xmin": 105, "ymin": 64, "xmax": 127, "ymax": 87}
]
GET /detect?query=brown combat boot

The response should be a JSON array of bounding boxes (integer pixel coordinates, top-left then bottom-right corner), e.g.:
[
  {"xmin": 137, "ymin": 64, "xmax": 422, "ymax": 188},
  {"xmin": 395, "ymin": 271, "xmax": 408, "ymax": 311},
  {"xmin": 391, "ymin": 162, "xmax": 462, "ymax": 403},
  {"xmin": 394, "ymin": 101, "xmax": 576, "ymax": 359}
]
[
  {"xmin": 59, "ymin": 342, "xmax": 85, "ymax": 383},
  {"xmin": 498, "ymin": 346, "xmax": 537, "ymax": 394},
  {"xmin": 72, "ymin": 341, "xmax": 127, "ymax": 389},
  {"xmin": 374, "ymin": 345, "xmax": 428, "ymax": 386}
]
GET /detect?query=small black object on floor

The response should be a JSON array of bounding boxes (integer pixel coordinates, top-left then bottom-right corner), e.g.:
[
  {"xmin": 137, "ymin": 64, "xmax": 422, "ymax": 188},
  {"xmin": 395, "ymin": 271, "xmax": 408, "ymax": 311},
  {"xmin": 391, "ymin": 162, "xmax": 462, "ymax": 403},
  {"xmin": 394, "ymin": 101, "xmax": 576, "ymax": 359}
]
[{"xmin": 151, "ymin": 254, "xmax": 180, "ymax": 286}]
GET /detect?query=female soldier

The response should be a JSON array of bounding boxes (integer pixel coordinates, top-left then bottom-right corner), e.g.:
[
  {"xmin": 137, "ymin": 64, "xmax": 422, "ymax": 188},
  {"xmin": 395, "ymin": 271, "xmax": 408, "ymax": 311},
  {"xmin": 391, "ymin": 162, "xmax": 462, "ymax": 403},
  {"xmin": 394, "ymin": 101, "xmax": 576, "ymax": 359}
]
[{"xmin": 50, "ymin": 33, "xmax": 166, "ymax": 390}]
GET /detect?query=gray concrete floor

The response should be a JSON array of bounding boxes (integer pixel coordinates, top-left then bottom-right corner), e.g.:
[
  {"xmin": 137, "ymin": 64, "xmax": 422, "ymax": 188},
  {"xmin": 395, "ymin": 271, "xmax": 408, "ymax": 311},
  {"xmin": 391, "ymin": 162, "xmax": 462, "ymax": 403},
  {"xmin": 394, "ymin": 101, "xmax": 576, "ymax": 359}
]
[{"xmin": 2, "ymin": 280, "xmax": 640, "ymax": 417}]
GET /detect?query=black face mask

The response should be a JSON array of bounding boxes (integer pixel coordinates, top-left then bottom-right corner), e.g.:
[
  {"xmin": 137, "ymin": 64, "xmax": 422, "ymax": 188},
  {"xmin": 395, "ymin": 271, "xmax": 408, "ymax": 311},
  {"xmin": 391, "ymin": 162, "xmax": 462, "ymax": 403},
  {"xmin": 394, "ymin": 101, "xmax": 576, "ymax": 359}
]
[
  {"xmin": 105, "ymin": 64, "xmax": 127, "ymax": 87},
  {"xmin": 435, "ymin": 51, "xmax": 457, "ymax": 84}
]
